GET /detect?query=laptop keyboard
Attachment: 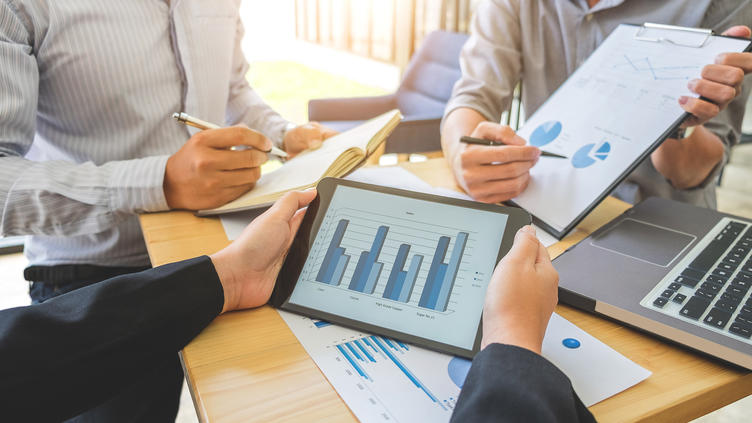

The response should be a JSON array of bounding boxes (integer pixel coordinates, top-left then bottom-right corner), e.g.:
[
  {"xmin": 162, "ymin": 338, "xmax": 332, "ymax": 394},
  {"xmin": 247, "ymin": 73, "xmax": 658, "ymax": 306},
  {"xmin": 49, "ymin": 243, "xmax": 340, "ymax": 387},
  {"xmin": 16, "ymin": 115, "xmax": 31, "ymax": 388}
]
[{"xmin": 641, "ymin": 218, "xmax": 752, "ymax": 343}]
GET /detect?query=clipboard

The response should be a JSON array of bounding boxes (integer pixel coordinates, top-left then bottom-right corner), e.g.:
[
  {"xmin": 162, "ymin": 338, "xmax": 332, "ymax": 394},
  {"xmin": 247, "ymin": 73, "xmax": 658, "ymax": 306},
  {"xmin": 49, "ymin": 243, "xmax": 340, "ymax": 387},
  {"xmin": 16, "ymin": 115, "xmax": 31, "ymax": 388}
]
[{"xmin": 508, "ymin": 23, "xmax": 752, "ymax": 240}]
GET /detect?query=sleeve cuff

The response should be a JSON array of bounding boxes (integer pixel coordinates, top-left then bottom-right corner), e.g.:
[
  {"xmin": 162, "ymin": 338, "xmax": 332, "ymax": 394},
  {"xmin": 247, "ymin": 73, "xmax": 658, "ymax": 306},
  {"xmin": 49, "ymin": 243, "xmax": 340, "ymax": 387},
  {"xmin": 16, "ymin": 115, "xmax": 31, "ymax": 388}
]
[{"xmin": 107, "ymin": 155, "xmax": 170, "ymax": 213}]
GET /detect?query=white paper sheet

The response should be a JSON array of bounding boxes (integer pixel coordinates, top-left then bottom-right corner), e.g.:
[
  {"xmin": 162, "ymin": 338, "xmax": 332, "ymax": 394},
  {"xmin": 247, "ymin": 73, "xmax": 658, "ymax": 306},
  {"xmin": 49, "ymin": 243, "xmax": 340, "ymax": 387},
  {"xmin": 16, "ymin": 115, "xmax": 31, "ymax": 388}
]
[
  {"xmin": 279, "ymin": 310, "xmax": 651, "ymax": 423},
  {"xmin": 220, "ymin": 209, "xmax": 266, "ymax": 241},
  {"xmin": 221, "ymin": 166, "xmax": 559, "ymax": 247},
  {"xmin": 345, "ymin": 167, "xmax": 558, "ymax": 247},
  {"xmin": 512, "ymin": 25, "xmax": 751, "ymax": 233}
]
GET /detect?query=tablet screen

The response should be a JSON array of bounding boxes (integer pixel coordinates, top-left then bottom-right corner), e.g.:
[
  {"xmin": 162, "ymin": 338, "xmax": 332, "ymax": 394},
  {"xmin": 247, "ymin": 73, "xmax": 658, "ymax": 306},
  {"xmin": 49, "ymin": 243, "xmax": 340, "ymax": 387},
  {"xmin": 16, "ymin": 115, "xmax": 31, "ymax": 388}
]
[{"xmin": 287, "ymin": 184, "xmax": 508, "ymax": 351}]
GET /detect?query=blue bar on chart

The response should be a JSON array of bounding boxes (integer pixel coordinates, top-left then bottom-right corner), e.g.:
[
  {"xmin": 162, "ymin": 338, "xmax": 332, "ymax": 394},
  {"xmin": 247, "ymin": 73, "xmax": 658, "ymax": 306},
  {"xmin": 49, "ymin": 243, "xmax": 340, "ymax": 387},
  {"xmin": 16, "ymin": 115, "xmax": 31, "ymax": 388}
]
[
  {"xmin": 348, "ymin": 225, "xmax": 389, "ymax": 294},
  {"xmin": 316, "ymin": 219, "xmax": 352, "ymax": 285},
  {"xmin": 382, "ymin": 244, "xmax": 423, "ymax": 303},
  {"xmin": 418, "ymin": 232, "xmax": 469, "ymax": 312},
  {"xmin": 369, "ymin": 336, "xmax": 444, "ymax": 408},
  {"xmin": 336, "ymin": 343, "xmax": 370, "ymax": 380},
  {"xmin": 313, "ymin": 320, "xmax": 332, "ymax": 329},
  {"xmin": 335, "ymin": 335, "xmax": 444, "ymax": 408}
]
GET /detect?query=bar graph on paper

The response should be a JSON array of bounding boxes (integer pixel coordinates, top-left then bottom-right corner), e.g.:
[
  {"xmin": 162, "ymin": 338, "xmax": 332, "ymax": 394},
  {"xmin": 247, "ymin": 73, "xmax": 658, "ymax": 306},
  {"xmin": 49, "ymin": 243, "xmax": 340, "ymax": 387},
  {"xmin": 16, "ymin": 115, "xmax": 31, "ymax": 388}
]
[
  {"xmin": 309, "ymin": 208, "xmax": 477, "ymax": 313},
  {"xmin": 280, "ymin": 313, "xmax": 466, "ymax": 422}
]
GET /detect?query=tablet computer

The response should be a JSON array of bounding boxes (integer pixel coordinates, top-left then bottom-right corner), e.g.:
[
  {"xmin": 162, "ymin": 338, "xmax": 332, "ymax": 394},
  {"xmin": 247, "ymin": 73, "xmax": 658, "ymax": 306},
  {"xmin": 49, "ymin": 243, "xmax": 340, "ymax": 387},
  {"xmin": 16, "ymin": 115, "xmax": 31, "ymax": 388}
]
[{"xmin": 271, "ymin": 177, "xmax": 531, "ymax": 358}]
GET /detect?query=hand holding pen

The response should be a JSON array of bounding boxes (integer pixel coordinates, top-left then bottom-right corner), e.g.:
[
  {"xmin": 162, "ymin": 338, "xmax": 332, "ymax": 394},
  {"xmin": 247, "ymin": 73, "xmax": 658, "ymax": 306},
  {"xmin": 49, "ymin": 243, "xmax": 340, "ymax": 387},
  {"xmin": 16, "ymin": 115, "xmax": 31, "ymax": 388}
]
[
  {"xmin": 173, "ymin": 113, "xmax": 288, "ymax": 158},
  {"xmin": 163, "ymin": 113, "xmax": 281, "ymax": 211},
  {"xmin": 461, "ymin": 136, "xmax": 567, "ymax": 159}
]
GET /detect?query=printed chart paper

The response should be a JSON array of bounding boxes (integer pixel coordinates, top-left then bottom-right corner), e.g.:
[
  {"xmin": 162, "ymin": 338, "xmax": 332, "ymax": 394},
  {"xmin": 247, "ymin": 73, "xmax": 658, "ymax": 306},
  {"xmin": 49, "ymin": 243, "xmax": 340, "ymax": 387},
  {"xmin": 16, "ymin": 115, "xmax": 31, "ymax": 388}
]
[
  {"xmin": 280, "ymin": 311, "xmax": 651, "ymax": 423},
  {"xmin": 513, "ymin": 25, "xmax": 750, "ymax": 235}
]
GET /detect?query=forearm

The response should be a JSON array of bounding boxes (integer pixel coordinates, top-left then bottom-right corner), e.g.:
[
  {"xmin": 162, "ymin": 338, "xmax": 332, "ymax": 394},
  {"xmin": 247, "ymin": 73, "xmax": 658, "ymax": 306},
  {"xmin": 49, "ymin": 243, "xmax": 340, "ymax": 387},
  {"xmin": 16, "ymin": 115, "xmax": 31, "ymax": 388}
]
[
  {"xmin": 450, "ymin": 344, "xmax": 594, "ymax": 423},
  {"xmin": 0, "ymin": 155, "xmax": 169, "ymax": 237},
  {"xmin": 441, "ymin": 108, "xmax": 488, "ymax": 160},
  {"xmin": 0, "ymin": 256, "xmax": 224, "ymax": 422},
  {"xmin": 653, "ymin": 125, "xmax": 725, "ymax": 189}
]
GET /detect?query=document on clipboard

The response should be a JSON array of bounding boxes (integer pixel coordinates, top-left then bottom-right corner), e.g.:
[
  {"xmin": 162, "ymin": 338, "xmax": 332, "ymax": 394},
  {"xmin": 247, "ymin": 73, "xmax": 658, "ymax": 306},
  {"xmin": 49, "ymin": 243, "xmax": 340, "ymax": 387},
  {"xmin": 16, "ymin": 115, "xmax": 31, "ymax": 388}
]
[{"xmin": 511, "ymin": 23, "xmax": 751, "ymax": 239}]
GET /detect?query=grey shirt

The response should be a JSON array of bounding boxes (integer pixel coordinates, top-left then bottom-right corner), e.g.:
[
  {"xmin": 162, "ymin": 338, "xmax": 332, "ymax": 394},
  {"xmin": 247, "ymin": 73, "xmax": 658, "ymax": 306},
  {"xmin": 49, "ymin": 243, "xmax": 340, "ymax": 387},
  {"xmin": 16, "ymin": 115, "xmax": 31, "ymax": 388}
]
[
  {"xmin": 0, "ymin": 0, "xmax": 290, "ymax": 266},
  {"xmin": 446, "ymin": 0, "xmax": 752, "ymax": 208}
]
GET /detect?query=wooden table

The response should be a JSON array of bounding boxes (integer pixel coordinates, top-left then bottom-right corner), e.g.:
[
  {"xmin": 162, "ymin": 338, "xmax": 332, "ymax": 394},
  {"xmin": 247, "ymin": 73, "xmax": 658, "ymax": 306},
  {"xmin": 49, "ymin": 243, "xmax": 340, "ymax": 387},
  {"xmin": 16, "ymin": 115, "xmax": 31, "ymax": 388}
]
[{"xmin": 140, "ymin": 158, "xmax": 751, "ymax": 422}]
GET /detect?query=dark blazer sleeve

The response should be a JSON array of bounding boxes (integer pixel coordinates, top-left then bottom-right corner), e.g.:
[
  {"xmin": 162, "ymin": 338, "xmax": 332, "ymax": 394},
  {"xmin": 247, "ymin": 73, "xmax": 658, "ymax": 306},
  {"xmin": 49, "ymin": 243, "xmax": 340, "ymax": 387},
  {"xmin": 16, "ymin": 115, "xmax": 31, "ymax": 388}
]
[
  {"xmin": 450, "ymin": 343, "xmax": 596, "ymax": 423},
  {"xmin": 0, "ymin": 256, "xmax": 224, "ymax": 422}
]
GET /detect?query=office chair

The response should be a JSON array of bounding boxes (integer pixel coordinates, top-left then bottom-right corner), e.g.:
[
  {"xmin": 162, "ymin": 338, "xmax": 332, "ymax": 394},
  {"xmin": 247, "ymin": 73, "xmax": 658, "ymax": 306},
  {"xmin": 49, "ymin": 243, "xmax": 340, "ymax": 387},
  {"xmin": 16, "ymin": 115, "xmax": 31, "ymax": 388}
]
[{"xmin": 308, "ymin": 30, "xmax": 469, "ymax": 154}]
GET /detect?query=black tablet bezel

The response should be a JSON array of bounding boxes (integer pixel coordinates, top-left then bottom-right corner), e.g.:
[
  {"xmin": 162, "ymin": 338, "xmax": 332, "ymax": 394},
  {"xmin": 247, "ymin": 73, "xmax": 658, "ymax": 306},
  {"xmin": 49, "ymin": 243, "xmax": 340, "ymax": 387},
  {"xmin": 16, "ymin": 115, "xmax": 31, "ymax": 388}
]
[{"xmin": 270, "ymin": 177, "xmax": 532, "ymax": 358}]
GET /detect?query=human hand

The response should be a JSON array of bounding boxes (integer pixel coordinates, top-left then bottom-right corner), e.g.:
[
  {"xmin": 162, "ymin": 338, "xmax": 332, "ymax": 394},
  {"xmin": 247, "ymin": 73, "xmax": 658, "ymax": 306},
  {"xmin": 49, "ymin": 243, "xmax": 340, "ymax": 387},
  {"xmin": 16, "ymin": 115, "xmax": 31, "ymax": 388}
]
[
  {"xmin": 210, "ymin": 190, "xmax": 316, "ymax": 313},
  {"xmin": 452, "ymin": 122, "xmax": 540, "ymax": 203},
  {"xmin": 164, "ymin": 127, "xmax": 271, "ymax": 210},
  {"xmin": 283, "ymin": 122, "xmax": 338, "ymax": 158},
  {"xmin": 481, "ymin": 225, "xmax": 559, "ymax": 354},
  {"xmin": 679, "ymin": 25, "xmax": 751, "ymax": 127}
]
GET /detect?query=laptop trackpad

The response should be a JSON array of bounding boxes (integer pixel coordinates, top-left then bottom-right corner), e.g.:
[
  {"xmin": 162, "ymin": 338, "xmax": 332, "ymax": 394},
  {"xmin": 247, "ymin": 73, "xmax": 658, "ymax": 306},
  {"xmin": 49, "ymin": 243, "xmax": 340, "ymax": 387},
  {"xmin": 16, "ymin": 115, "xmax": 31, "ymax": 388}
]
[{"xmin": 590, "ymin": 218, "xmax": 694, "ymax": 267}]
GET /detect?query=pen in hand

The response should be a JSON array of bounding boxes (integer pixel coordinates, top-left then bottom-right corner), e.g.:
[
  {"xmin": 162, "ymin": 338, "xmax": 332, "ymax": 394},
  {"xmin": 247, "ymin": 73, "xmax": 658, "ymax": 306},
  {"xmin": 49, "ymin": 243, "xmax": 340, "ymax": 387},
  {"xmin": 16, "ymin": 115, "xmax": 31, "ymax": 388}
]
[
  {"xmin": 460, "ymin": 135, "xmax": 568, "ymax": 159},
  {"xmin": 173, "ymin": 112, "xmax": 289, "ymax": 158}
]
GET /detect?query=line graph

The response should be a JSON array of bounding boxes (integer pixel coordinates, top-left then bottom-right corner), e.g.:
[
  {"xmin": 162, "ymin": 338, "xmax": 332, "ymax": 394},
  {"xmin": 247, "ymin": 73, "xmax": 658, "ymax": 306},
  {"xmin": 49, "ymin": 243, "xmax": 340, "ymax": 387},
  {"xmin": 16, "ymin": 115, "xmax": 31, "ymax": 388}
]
[{"xmin": 613, "ymin": 54, "xmax": 699, "ymax": 81}]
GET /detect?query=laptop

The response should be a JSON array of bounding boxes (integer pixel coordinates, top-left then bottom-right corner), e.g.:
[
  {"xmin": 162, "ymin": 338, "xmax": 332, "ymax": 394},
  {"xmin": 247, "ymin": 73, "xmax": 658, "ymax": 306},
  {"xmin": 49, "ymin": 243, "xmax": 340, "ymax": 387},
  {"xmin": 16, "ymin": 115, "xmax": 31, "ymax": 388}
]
[{"xmin": 555, "ymin": 197, "xmax": 752, "ymax": 369}]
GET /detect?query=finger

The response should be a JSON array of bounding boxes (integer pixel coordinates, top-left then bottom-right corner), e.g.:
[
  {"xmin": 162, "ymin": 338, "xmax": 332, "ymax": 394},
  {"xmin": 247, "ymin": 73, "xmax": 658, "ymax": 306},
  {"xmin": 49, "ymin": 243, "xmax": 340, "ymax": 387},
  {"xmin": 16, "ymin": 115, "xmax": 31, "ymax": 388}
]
[
  {"xmin": 269, "ymin": 190, "xmax": 317, "ymax": 221},
  {"xmin": 462, "ymin": 145, "xmax": 540, "ymax": 166},
  {"xmin": 715, "ymin": 52, "xmax": 752, "ymax": 74},
  {"xmin": 463, "ymin": 161, "xmax": 533, "ymax": 185},
  {"xmin": 309, "ymin": 122, "xmax": 339, "ymax": 139},
  {"xmin": 213, "ymin": 149, "xmax": 269, "ymax": 170},
  {"xmin": 218, "ymin": 167, "xmax": 262, "ymax": 187},
  {"xmin": 320, "ymin": 127, "xmax": 339, "ymax": 139},
  {"xmin": 307, "ymin": 136, "xmax": 323, "ymax": 150},
  {"xmin": 471, "ymin": 173, "xmax": 530, "ymax": 200},
  {"xmin": 199, "ymin": 126, "xmax": 273, "ymax": 151},
  {"xmin": 700, "ymin": 64, "xmax": 745, "ymax": 87},
  {"xmin": 721, "ymin": 25, "xmax": 751, "ymax": 38},
  {"xmin": 687, "ymin": 78, "xmax": 737, "ymax": 106},
  {"xmin": 535, "ymin": 237, "xmax": 552, "ymax": 266},
  {"xmin": 471, "ymin": 122, "xmax": 527, "ymax": 146},
  {"xmin": 504, "ymin": 226, "xmax": 540, "ymax": 266},
  {"xmin": 220, "ymin": 184, "xmax": 256, "ymax": 204},
  {"xmin": 679, "ymin": 96, "xmax": 720, "ymax": 123},
  {"xmin": 288, "ymin": 208, "xmax": 308, "ymax": 237}
]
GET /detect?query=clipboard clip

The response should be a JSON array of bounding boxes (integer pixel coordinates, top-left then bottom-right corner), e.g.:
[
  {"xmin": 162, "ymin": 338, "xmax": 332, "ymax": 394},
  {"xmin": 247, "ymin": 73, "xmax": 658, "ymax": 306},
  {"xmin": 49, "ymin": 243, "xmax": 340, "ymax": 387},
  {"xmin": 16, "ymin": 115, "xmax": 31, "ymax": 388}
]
[{"xmin": 634, "ymin": 23, "xmax": 713, "ymax": 48}]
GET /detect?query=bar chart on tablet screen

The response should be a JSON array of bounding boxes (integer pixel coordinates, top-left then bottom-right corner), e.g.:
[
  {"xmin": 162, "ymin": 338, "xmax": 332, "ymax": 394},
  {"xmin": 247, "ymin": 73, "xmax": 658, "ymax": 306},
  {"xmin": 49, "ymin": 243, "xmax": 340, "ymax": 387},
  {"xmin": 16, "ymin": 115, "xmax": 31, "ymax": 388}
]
[
  {"xmin": 288, "ymin": 184, "xmax": 506, "ymax": 351},
  {"xmin": 309, "ymin": 207, "xmax": 476, "ymax": 313}
]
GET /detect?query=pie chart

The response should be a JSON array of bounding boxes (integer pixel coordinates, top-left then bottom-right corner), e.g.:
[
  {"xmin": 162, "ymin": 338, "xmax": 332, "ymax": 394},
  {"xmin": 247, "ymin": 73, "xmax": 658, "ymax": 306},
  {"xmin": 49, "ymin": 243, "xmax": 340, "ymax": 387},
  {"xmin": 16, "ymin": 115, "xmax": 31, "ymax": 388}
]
[
  {"xmin": 447, "ymin": 357, "xmax": 472, "ymax": 388},
  {"xmin": 530, "ymin": 121, "xmax": 563, "ymax": 147},
  {"xmin": 572, "ymin": 142, "xmax": 611, "ymax": 169}
]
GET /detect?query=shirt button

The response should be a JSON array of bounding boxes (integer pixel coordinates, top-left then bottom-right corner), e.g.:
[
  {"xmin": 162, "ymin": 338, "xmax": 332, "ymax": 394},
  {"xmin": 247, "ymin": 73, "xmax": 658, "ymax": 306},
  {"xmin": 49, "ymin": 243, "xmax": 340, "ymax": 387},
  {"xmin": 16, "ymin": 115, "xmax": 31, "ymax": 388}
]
[{"xmin": 586, "ymin": 13, "xmax": 594, "ymax": 22}]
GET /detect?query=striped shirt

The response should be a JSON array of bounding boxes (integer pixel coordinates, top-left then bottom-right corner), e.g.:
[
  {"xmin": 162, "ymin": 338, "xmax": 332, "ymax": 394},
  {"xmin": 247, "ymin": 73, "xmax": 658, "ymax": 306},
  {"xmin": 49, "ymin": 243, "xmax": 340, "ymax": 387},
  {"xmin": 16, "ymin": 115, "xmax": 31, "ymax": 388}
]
[
  {"xmin": 0, "ymin": 0, "xmax": 290, "ymax": 266},
  {"xmin": 446, "ymin": 0, "xmax": 752, "ymax": 208}
]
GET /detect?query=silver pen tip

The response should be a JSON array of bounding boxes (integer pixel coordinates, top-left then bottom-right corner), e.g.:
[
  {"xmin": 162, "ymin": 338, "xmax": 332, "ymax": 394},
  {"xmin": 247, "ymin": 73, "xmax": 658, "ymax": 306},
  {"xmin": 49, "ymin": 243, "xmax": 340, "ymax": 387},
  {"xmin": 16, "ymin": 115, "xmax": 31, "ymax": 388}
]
[{"xmin": 171, "ymin": 112, "xmax": 182, "ymax": 122}]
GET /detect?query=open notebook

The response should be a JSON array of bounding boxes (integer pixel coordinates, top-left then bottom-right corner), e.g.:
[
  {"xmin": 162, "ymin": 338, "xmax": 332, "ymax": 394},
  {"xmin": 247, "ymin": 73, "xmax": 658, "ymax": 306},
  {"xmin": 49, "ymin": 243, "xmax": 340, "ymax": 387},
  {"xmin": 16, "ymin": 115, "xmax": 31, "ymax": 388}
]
[{"xmin": 198, "ymin": 109, "xmax": 403, "ymax": 216}]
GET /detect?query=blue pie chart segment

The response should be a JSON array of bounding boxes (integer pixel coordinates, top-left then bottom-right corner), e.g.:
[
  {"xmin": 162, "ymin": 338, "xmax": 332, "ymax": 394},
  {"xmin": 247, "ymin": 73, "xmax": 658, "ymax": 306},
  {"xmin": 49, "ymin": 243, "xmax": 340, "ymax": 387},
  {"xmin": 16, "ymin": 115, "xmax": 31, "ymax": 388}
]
[
  {"xmin": 530, "ymin": 121, "xmax": 562, "ymax": 147},
  {"xmin": 572, "ymin": 142, "xmax": 611, "ymax": 169},
  {"xmin": 594, "ymin": 142, "xmax": 611, "ymax": 160},
  {"xmin": 447, "ymin": 357, "xmax": 472, "ymax": 388}
]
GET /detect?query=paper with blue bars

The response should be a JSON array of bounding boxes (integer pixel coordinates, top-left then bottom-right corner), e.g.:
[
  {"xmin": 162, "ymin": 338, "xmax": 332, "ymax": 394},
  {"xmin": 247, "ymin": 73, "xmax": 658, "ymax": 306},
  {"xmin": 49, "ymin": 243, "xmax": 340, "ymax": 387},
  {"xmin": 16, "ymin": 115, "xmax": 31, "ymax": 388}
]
[{"xmin": 279, "ymin": 311, "xmax": 651, "ymax": 423}]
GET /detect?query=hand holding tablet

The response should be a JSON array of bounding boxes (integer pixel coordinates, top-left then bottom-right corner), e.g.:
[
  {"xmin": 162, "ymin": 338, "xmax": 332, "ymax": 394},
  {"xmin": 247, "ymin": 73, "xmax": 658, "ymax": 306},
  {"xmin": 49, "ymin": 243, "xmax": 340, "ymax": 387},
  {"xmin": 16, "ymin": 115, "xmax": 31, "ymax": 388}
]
[{"xmin": 272, "ymin": 178, "xmax": 531, "ymax": 357}]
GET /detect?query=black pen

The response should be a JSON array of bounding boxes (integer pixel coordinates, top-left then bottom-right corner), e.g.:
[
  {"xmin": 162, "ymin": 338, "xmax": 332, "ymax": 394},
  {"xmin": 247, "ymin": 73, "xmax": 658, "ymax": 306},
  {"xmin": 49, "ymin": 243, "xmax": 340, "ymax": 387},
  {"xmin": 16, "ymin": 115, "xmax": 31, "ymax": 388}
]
[{"xmin": 460, "ymin": 135, "xmax": 568, "ymax": 159}]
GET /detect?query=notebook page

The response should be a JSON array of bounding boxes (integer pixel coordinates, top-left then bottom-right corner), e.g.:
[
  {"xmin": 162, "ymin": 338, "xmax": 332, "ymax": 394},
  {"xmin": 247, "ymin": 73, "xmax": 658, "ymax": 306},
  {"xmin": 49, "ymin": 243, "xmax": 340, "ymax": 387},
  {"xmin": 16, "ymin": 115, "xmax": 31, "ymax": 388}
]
[{"xmin": 204, "ymin": 110, "xmax": 401, "ymax": 214}]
